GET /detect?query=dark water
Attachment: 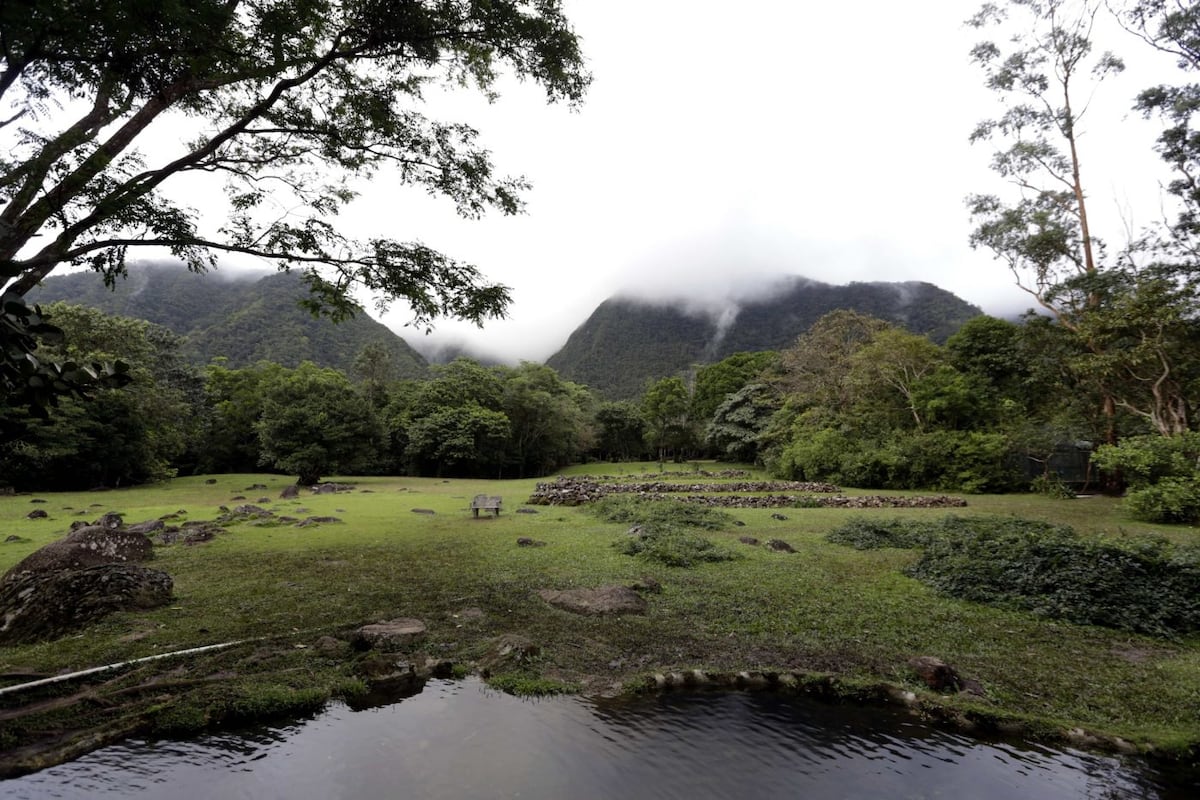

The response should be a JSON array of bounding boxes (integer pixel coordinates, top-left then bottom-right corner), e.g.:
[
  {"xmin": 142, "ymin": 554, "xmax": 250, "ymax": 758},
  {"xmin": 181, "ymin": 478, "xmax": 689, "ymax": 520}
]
[{"xmin": 4, "ymin": 679, "xmax": 1194, "ymax": 799}]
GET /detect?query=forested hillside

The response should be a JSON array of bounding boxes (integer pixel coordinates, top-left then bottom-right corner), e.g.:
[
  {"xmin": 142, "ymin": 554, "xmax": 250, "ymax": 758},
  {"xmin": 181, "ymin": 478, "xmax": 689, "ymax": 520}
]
[
  {"xmin": 547, "ymin": 279, "xmax": 981, "ymax": 398},
  {"xmin": 30, "ymin": 264, "xmax": 429, "ymax": 377}
]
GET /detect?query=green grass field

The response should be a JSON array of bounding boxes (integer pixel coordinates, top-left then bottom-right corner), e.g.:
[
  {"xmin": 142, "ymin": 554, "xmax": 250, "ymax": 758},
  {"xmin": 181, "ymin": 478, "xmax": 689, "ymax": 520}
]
[{"xmin": 1, "ymin": 466, "xmax": 1198, "ymax": 771}]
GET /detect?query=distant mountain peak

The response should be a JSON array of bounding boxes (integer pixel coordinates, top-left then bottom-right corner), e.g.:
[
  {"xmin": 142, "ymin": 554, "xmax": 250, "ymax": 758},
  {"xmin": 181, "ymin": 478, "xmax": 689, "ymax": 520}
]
[
  {"xmin": 547, "ymin": 275, "xmax": 981, "ymax": 398},
  {"xmin": 30, "ymin": 261, "xmax": 428, "ymax": 377}
]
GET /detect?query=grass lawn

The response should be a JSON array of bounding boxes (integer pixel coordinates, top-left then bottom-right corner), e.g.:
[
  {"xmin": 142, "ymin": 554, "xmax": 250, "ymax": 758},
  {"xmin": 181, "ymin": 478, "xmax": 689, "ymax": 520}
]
[{"xmin": 1, "ymin": 465, "xmax": 1198, "ymax": 772}]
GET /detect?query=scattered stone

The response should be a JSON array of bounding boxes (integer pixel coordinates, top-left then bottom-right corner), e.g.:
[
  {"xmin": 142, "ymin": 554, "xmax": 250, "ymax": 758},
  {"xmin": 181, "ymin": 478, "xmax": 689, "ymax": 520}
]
[
  {"xmin": 26, "ymin": 509, "xmax": 48, "ymax": 519},
  {"xmin": 538, "ymin": 585, "xmax": 648, "ymax": 616},
  {"xmin": 458, "ymin": 607, "xmax": 485, "ymax": 620},
  {"xmin": 738, "ymin": 535, "xmax": 760, "ymax": 546},
  {"xmin": 314, "ymin": 483, "xmax": 355, "ymax": 494},
  {"xmin": 771, "ymin": 513, "xmax": 789, "ymax": 521},
  {"xmin": 126, "ymin": 519, "xmax": 165, "ymax": 535},
  {"xmin": 5, "ymin": 535, "xmax": 25, "ymax": 543},
  {"xmin": 95, "ymin": 512, "xmax": 124, "ymax": 529},
  {"xmin": 629, "ymin": 576, "xmax": 662, "ymax": 593},
  {"xmin": 230, "ymin": 495, "xmax": 246, "ymax": 501},
  {"xmin": 479, "ymin": 634, "xmax": 540, "ymax": 673},
  {"xmin": 279, "ymin": 485, "xmax": 300, "ymax": 499},
  {"xmin": 516, "ymin": 537, "xmax": 546, "ymax": 547},
  {"xmin": 205, "ymin": 478, "xmax": 217, "ymax": 484},
  {"xmin": 515, "ymin": 507, "xmax": 539, "ymax": 515},
  {"xmin": 733, "ymin": 520, "xmax": 746, "ymax": 527},
  {"xmin": 230, "ymin": 504, "xmax": 271, "ymax": 517},
  {"xmin": 256, "ymin": 497, "xmax": 271, "ymax": 504},
  {"xmin": 313, "ymin": 635, "xmax": 344, "ymax": 653},
  {"xmin": 765, "ymin": 539, "xmax": 795, "ymax": 553},
  {"xmin": 29, "ymin": 498, "xmax": 46, "ymax": 504},
  {"xmin": 246, "ymin": 483, "xmax": 268, "ymax": 491},
  {"xmin": 411, "ymin": 508, "xmax": 436, "ymax": 515},
  {"xmin": 0, "ymin": 563, "xmax": 173, "ymax": 645},
  {"xmin": 218, "ymin": 505, "xmax": 229, "ymax": 512},
  {"xmin": 425, "ymin": 658, "xmax": 454, "ymax": 678},
  {"xmin": 351, "ymin": 618, "xmax": 427, "ymax": 650},
  {"xmin": 157, "ymin": 523, "xmax": 219, "ymax": 546},
  {"xmin": 296, "ymin": 516, "xmax": 342, "ymax": 527},
  {"xmin": 909, "ymin": 656, "xmax": 967, "ymax": 693}
]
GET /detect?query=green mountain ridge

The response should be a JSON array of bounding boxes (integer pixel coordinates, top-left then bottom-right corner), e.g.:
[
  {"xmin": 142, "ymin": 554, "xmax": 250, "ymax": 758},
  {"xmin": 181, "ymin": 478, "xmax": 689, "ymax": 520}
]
[
  {"xmin": 546, "ymin": 278, "xmax": 983, "ymax": 399},
  {"xmin": 29, "ymin": 263, "xmax": 429, "ymax": 378}
]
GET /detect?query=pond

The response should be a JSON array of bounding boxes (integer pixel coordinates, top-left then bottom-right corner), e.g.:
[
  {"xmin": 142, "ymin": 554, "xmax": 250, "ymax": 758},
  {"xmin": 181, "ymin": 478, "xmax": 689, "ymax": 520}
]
[{"xmin": 4, "ymin": 679, "xmax": 1195, "ymax": 799}]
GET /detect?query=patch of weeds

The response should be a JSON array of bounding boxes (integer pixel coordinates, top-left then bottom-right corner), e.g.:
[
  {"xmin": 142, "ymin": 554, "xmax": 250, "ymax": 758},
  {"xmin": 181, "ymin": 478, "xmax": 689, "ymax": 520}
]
[
  {"xmin": 825, "ymin": 517, "xmax": 932, "ymax": 549},
  {"xmin": 486, "ymin": 673, "xmax": 579, "ymax": 696},
  {"xmin": 450, "ymin": 663, "xmax": 473, "ymax": 679},
  {"xmin": 1030, "ymin": 475, "xmax": 1077, "ymax": 499},
  {"xmin": 148, "ymin": 702, "xmax": 211, "ymax": 734},
  {"xmin": 589, "ymin": 496, "xmax": 733, "ymax": 531},
  {"xmin": 226, "ymin": 684, "xmax": 329, "ymax": 720},
  {"xmin": 614, "ymin": 529, "xmax": 741, "ymax": 568}
]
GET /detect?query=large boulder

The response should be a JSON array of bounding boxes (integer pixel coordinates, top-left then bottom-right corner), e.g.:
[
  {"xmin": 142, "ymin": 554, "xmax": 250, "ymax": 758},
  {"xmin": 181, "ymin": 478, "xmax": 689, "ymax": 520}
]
[
  {"xmin": 0, "ymin": 563, "xmax": 173, "ymax": 645},
  {"xmin": 2, "ymin": 526, "xmax": 154, "ymax": 579},
  {"xmin": 351, "ymin": 618, "xmax": 427, "ymax": 650}
]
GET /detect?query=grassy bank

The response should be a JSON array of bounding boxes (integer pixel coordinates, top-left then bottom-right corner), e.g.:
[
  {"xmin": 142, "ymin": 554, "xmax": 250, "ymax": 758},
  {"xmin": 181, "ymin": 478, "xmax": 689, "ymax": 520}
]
[{"xmin": 1, "ymin": 467, "xmax": 1198, "ymax": 771}]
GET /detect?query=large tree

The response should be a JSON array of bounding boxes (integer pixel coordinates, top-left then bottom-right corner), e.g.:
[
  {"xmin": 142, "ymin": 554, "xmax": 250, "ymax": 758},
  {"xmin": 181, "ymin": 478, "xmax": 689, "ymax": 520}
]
[
  {"xmin": 1119, "ymin": 0, "xmax": 1200, "ymax": 252},
  {"xmin": 966, "ymin": 0, "xmax": 1129, "ymax": 451},
  {"xmin": 966, "ymin": 0, "xmax": 1124, "ymax": 318},
  {"xmin": 0, "ymin": 1, "xmax": 587, "ymax": 334}
]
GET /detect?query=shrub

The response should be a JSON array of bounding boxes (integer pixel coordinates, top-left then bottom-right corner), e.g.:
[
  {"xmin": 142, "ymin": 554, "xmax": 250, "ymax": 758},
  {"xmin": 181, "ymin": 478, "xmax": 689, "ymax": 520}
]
[
  {"xmin": 1122, "ymin": 478, "xmax": 1200, "ymax": 525},
  {"xmin": 824, "ymin": 517, "xmax": 933, "ymax": 550},
  {"xmin": 589, "ymin": 496, "xmax": 733, "ymax": 531},
  {"xmin": 1093, "ymin": 434, "xmax": 1200, "ymax": 524},
  {"xmin": 1030, "ymin": 474, "xmax": 1076, "ymax": 499},
  {"xmin": 907, "ymin": 523, "xmax": 1200, "ymax": 637},
  {"xmin": 614, "ymin": 529, "xmax": 740, "ymax": 568}
]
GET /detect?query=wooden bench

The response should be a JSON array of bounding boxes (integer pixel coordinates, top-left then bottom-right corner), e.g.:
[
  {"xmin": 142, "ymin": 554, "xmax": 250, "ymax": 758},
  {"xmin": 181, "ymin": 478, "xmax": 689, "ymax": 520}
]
[{"xmin": 470, "ymin": 494, "xmax": 502, "ymax": 517}]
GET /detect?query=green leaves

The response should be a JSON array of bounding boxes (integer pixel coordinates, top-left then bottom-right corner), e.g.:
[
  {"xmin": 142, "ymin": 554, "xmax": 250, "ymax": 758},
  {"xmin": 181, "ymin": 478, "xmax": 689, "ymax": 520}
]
[
  {"xmin": 0, "ymin": 294, "xmax": 131, "ymax": 415},
  {"xmin": 1, "ymin": 0, "xmax": 588, "ymax": 332}
]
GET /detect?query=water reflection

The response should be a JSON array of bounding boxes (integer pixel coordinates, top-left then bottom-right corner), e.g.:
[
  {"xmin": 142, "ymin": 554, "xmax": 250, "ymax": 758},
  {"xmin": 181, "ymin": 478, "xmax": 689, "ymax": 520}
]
[{"xmin": 4, "ymin": 680, "xmax": 1194, "ymax": 799}]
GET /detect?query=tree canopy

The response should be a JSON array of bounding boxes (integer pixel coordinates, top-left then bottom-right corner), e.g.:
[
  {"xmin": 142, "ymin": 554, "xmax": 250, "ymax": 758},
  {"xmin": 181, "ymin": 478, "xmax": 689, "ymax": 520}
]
[{"xmin": 0, "ymin": 0, "xmax": 588, "ymax": 398}]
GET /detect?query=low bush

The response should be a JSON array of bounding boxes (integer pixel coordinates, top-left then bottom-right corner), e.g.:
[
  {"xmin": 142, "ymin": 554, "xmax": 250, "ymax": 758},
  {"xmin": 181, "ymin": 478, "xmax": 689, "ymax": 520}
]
[
  {"xmin": 589, "ymin": 496, "xmax": 734, "ymax": 530},
  {"xmin": 1093, "ymin": 434, "xmax": 1200, "ymax": 524},
  {"xmin": 907, "ymin": 523, "xmax": 1200, "ymax": 637},
  {"xmin": 825, "ymin": 515, "xmax": 1200, "ymax": 636},
  {"xmin": 826, "ymin": 515, "xmax": 1064, "ymax": 551},
  {"xmin": 1122, "ymin": 478, "xmax": 1200, "ymax": 525},
  {"xmin": 824, "ymin": 517, "xmax": 932, "ymax": 550},
  {"xmin": 614, "ymin": 529, "xmax": 741, "ymax": 568}
]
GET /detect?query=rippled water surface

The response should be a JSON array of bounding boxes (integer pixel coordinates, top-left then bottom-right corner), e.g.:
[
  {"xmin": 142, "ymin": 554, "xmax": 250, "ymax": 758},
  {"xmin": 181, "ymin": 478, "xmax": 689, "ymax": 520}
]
[{"xmin": 5, "ymin": 680, "xmax": 1194, "ymax": 799}]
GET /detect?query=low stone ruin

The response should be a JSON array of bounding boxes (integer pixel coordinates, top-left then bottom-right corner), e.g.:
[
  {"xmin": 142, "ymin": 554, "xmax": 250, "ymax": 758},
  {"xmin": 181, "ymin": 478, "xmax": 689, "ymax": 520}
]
[
  {"xmin": 525, "ymin": 475, "xmax": 969, "ymax": 510},
  {"xmin": 526, "ymin": 477, "xmax": 842, "ymax": 506}
]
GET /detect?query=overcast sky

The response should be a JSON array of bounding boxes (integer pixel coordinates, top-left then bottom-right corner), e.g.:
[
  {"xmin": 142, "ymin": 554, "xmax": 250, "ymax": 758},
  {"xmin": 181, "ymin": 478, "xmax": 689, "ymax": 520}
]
[{"xmin": 209, "ymin": 2, "xmax": 1188, "ymax": 362}]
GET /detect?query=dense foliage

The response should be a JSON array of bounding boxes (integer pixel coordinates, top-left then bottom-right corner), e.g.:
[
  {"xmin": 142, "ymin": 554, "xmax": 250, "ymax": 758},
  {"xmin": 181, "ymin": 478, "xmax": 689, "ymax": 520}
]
[
  {"xmin": 828, "ymin": 515, "xmax": 1200, "ymax": 637},
  {"xmin": 31, "ymin": 265, "xmax": 429, "ymax": 378}
]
